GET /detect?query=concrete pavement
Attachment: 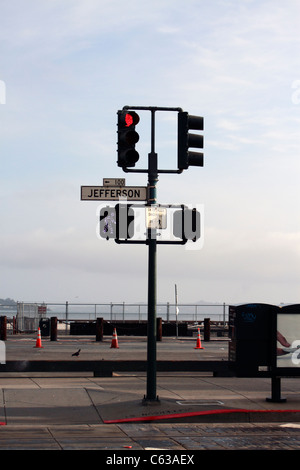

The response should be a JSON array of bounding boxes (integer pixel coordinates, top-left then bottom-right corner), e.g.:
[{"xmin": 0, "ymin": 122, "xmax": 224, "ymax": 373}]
[
  {"xmin": 0, "ymin": 373, "xmax": 300, "ymax": 450},
  {"xmin": 1, "ymin": 373, "xmax": 300, "ymax": 425},
  {"xmin": 0, "ymin": 334, "xmax": 300, "ymax": 450}
]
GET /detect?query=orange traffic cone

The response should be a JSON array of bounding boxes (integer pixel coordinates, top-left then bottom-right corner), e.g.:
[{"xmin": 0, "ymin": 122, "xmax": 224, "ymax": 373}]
[
  {"xmin": 110, "ymin": 328, "xmax": 119, "ymax": 349},
  {"xmin": 194, "ymin": 328, "xmax": 204, "ymax": 349},
  {"xmin": 34, "ymin": 327, "xmax": 43, "ymax": 348}
]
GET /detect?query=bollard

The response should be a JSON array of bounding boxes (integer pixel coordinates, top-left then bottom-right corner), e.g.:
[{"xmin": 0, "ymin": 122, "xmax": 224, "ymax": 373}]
[
  {"xmin": 13, "ymin": 316, "xmax": 17, "ymax": 334},
  {"xmin": 0, "ymin": 316, "xmax": 7, "ymax": 341},
  {"xmin": 50, "ymin": 317, "xmax": 57, "ymax": 341},
  {"xmin": 156, "ymin": 317, "xmax": 162, "ymax": 341},
  {"xmin": 96, "ymin": 317, "xmax": 104, "ymax": 342},
  {"xmin": 204, "ymin": 318, "xmax": 210, "ymax": 342}
]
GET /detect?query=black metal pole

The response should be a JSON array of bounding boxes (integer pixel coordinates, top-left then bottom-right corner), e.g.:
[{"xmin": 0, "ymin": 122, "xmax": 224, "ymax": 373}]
[
  {"xmin": 266, "ymin": 376, "xmax": 286, "ymax": 403},
  {"xmin": 144, "ymin": 109, "xmax": 159, "ymax": 402}
]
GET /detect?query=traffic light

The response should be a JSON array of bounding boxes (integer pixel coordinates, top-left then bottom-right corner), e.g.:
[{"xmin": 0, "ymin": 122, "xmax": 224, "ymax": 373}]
[
  {"xmin": 117, "ymin": 110, "xmax": 140, "ymax": 168},
  {"xmin": 178, "ymin": 111, "xmax": 204, "ymax": 170},
  {"xmin": 173, "ymin": 206, "xmax": 200, "ymax": 242},
  {"xmin": 99, "ymin": 206, "xmax": 117, "ymax": 240},
  {"xmin": 99, "ymin": 204, "xmax": 135, "ymax": 240},
  {"xmin": 115, "ymin": 203, "xmax": 135, "ymax": 239}
]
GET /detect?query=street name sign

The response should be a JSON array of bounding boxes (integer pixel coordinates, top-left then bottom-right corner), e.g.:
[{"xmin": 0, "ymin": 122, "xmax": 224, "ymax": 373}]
[{"xmin": 81, "ymin": 186, "xmax": 148, "ymax": 201}]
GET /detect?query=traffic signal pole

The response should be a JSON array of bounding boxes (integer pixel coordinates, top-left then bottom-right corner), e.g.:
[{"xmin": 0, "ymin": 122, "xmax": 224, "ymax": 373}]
[
  {"xmin": 115, "ymin": 105, "xmax": 203, "ymax": 403},
  {"xmin": 83, "ymin": 105, "xmax": 204, "ymax": 404},
  {"xmin": 145, "ymin": 109, "xmax": 159, "ymax": 402}
]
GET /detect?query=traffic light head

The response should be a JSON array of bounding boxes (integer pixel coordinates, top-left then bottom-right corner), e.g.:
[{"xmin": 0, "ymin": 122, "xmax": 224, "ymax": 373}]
[
  {"xmin": 99, "ymin": 204, "xmax": 135, "ymax": 240},
  {"xmin": 115, "ymin": 203, "xmax": 134, "ymax": 239},
  {"xmin": 178, "ymin": 111, "xmax": 204, "ymax": 170},
  {"xmin": 173, "ymin": 206, "xmax": 201, "ymax": 242},
  {"xmin": 117, "ymin": 110, "xmax": 140, "ymax": 168},
  {"xmin": 99, "ymin": 206, "xmax": 117, "ymax": 240}
]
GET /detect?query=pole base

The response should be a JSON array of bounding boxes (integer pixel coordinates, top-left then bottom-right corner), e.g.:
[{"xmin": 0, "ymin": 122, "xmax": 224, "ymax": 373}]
[
  {"xmin": 142, "ymin": 395, "xmax": 160, "ymax": 406},
  {"xmin": 266, "ymin": 397, "xmax": 287, "ymax": 403}
]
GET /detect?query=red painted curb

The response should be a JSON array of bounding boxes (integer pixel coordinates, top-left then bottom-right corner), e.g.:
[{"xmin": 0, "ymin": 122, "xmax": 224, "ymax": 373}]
[{"xmin": 103, "ymin": 408, "xmax": 300, "ymax": 424}]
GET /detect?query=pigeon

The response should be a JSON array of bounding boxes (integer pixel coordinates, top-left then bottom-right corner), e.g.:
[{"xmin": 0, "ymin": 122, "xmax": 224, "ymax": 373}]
[{"xmin": 72, "ymin": 349, "xmax": 81, "ymax": 357}]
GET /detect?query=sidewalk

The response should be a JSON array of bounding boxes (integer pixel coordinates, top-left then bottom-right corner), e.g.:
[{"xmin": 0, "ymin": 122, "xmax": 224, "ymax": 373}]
[
  {"xmin": 0, "ymin": 374, "xmax": 300, "ymax": 450},
  {"xmin": 0, "ymin": 334, "xmax": 300, "ymax": 449},
  {"xmin": 1, "ymin": 373, "xmax": 300, "ymax": 425}
]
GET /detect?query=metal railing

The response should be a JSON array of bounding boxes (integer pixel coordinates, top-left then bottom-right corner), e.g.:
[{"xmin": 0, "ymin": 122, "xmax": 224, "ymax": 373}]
[
  {"xmin": 9, "ymin": 301, "xmax": 229, "ymax": 325},
  {"xmin": 0, "ymin": 302, "xmax": 229, "ymax": 334}
]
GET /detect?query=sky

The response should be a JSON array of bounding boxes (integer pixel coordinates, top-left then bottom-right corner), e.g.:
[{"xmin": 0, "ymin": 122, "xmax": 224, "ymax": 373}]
[{"xmin": 0, "ymin": 0, "xmax": 300, "ymax": 307}]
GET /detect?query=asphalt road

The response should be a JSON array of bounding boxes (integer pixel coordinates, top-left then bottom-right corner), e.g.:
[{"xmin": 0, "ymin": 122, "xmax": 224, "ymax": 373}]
[{"xmin": 4, "ymin": 332, "xmax": 227, "ymax": 361}]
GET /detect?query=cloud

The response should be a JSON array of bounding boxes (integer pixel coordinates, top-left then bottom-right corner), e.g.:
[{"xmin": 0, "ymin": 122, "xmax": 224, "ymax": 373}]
[{"xmin": 1, "ymin": 0, "xmax": 300, "ymax": 304}]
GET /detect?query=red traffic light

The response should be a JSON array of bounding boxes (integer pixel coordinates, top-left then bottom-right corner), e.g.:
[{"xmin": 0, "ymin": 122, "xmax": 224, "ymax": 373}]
[
  {"xmin": 117, "ymin": 110, "xmax": 140, "ymax": 168},
  {"xmin": 124, "ymin": 111, "xmax": 140, "ymax": 127}
]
